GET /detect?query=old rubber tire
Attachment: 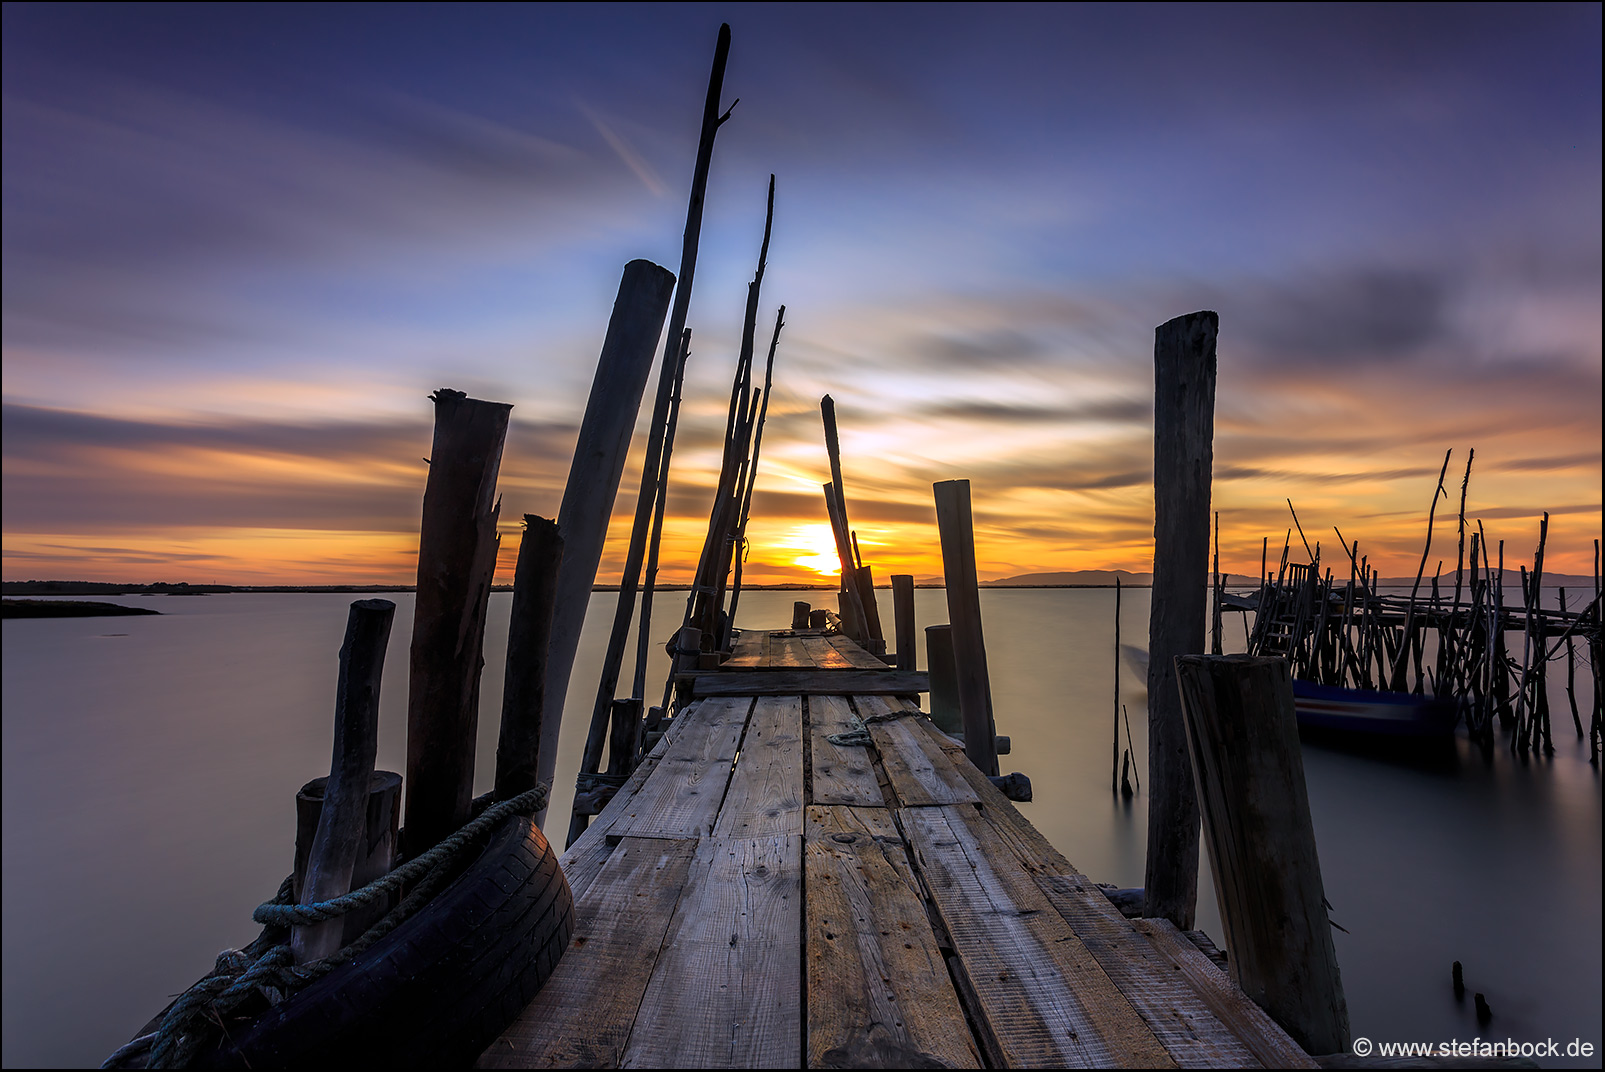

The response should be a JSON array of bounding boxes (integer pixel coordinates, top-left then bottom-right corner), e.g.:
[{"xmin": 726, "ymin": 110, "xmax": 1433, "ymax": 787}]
[{"xmin": 203, "ymin": 814, "xmax": 572, "ymax": 1068}]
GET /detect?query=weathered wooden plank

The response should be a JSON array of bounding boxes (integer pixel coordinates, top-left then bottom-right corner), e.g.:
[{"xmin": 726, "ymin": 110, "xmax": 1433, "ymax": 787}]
[
  {"xmin": 901, "ymin": 805, "xmax": 1177, "ymax": 1069},
  {"xmin": 774, "ymin": 633, "xmax": 817, "ymax": 668},
  {"xmin": 857, "ymin": 696, "xmax": 978, "ymax": 807},
  {"xmin": 564, "ymin": 698, "xmax": 707, "ymax": 853},
  {"xmin": 1135, "ymin": 918, "xmax": 1320, "ymax": 1069},
  {"xmin": 714, "ymin": 696, "xmax": 804, "ymax": 837},
  {"xmin": 622, "ymin": 835, "xmax": 803, "ymax": 1069},
  {"xmin": 558, "ymin": 833, "xmax": 617, "ymax": 904},
  {"xmin": 826, "ymin": 632, "xmax": 894, "ymax": 669},
  {"xmin": 689, "ymin": 670, "xmax": 927, "ymax": 697},
  {"xmin": 801, "ymin": 635, "xmax": 856, "ymax": 669},
  {"xmin": 808, "ymin": 695, "xmax": 885, "ymax": 807},
  {"xmin": 607, "ymin": 696, "xmax": 750, "ymax": 840},
  {"xmin": 481, "ymin": 838, "xmax": 698, "ymax": 1069},
  {"xmin": 804, "ymin": 805, "xmax": 981, "ymax": 1069},
  {"xmin": 723, "ymin": 629, "xmax": 768, "ymax": 668}
]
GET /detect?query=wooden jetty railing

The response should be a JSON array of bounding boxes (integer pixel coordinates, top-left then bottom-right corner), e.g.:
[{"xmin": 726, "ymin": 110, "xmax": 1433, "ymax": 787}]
[{"xmin": 480, "ymin": 630, "xmax": 1325, "ymax": 1069}]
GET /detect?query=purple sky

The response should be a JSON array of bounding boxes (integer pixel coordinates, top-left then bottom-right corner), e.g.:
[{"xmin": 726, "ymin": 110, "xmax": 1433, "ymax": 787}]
[{"xmin": 3, "ymin": 4, "xmax": 1600, "ymax": 582}]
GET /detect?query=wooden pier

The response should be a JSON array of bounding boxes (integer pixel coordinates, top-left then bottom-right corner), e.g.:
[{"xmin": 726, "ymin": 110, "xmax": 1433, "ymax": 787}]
[{"xmin": 480, "ymin": 628, "xmax": 1319, "ymax": 1069}]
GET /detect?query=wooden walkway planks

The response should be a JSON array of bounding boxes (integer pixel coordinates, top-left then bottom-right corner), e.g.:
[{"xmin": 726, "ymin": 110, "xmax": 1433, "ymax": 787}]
[
  {"xmin": 690, "ymin": 669, "xmax": 927, "ymax": 697},
  {"xmin": 807, "ymin": 695, "xmax": 885, "ymax": 807},
  {"xmin": 901, "ymin": 804, "xmax": 1177, "ymax": 1069},
  {"xmin": 481, "ymin": 838, "xmax": 699, "ymax": 1069},
  {"xmin": 713, "ymin": 696, "xmax": 804, "ymax": 837},
  {"xmin": 804, "ymin": 805, "xmax": 981, "ymax": 1069},
  {"xmin": 607, "ymin": 696, "xmax": 750, "ymax": 840},
  {"xmin": 487, "ymin": 628, "xmax": 1320, "ymax": 1070},
  {"xmin": 622, "ymin": 834, "xmax": 803, "ymax": 1069}
]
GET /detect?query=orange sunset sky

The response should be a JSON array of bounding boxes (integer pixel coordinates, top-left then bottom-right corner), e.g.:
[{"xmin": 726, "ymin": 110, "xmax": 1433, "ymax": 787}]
[{"xmin": 3, "ymin": 7, "xmax": 1600, "ymax": 586}]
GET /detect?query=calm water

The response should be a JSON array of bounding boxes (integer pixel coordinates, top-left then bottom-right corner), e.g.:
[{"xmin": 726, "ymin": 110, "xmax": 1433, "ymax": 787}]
[{"xmin": 3, "ymin": 589, "xmax": 1600, "ymax": 1067}]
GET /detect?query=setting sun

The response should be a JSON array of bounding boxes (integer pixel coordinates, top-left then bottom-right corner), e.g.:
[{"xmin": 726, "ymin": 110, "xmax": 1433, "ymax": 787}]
[{"xmin": 784, "ymin": 524, "xmax": 842, "ymax": 577}]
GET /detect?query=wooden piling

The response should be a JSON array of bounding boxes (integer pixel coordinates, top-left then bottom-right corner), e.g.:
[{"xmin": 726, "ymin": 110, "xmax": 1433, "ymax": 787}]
[
  {"xmin": 891, "ymin": 574, "xmax": 916, "ymax": 671},
  {"xmin": 296, "ymin": 599, "xmax": 396, "ymax": 964},
  {"xmin": 404, "ymin": 392, "xmax": 510, "ymax": 855},
  {"xmin": 792, "ymin": 601, "xmax": 812, "ymax": 630},
  {"xmin": 854, "ymin": 564, "xmax": 886, "ymax": 653},
  {"xmin": 493, "ymin": 516, "xmax": 564, "ymax": 801},
  {"xmin": 1145, "ymin": 310, "xmax": 1216, "ymax": 930},
  {"xmin": 534, "ymin": 259, "xmax": 676, "ymax": 823},
  {"xmin": 1174, "ymin": 654, "xmax": 1350, "ymax": 1056},
  {"xmin": 932, "ymin": 479, "xmax": 998, "ymax": 776},
  {"xmin": 924, "ymin": 624, "xmax": 962, "ymax": 735},
  {"xmin": 294, "ymin": 770, "xmax": 401, "ymax": 945}
]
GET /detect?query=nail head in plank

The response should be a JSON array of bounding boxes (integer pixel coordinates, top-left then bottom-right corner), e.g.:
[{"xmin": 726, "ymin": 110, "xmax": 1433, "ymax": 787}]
[
  {"xmin": 805, "ymin": 805, "xmax": 981, "ymax": 1069},
  {"xmin": 622, "ymin": 834, "xmax": 802, "ymax": 1069}
]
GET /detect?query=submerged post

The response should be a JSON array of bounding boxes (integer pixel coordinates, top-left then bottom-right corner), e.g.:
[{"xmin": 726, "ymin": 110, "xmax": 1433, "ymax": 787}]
[
  {"xmin": 1174, "ymin": 654, "xmax": 1350, "ymax": 1056},
  {"xmin": 535, "ymin": 259, "xmax": 676, "ymax": 825},
  {"xmin": 1145, "ymin": 310, "xmax": 1216, "ymax": 930},
  {"xmin": 493, "ymin": 516, "xmax": 564, "ymax": 801},
  {"xmin": 404, "ymin": 391, "xmax": 510, "ymax": 855},
  {"xmin": 296, "ymin": 599, "xmax": 395, "ymax": 964},
  {"xmin": 933, "ymin": 479, "xmax": 998, "ymax": 776},
  {"xmin": 891, "ymin": 574, "xmax": 916, "ymax": 670}
]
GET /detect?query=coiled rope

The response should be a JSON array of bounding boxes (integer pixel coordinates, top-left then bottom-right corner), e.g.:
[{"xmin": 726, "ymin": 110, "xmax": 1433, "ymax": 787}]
[
  {"xmin": 825, "ymin": 704, "xmax": 921, "ymax": 747},
  {"xmin": 103, "ymin": 783, "xmax": 549, "ymax": 1069}
]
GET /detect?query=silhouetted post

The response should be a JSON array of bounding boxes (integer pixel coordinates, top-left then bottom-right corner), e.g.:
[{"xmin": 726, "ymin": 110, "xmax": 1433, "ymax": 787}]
[
  {"xmin": 933, "ymin": 479, "xmax": 998, "ymax": 776},
  {"xmin": 535, "ymin": 260, "xmax": 677, "ymax": 825},
  {"xmin": 1174, "ymin": 655, "xmax": 1350, "ymax": 1056},
  {"xmin": 404, "ymin": 392, "xmax": 510, "ymax": 855},
  {"xmin": 1145, "ymin": 310, "xmax": 1216, "ymax": 930},
  {"xmin": 494, "ymin": 516, "xmax": 564, "ymax": 801},
  {"xmin": 925, "ymin": 624, "xmax": 962, "ymax": 735},
  {"xmin": 854, "ymin": 564, "xmax": 886, "ymax": 653},
  {"xmin": 891, "ymin": 574, "xmax": 916, "ymax": 670},
  {"xmin": 296, "ymin": 599, "xmax": 395, "ymax": 964},
  {"xmin": 792, "ymin": 601, "xmax": 811, "ymax": 630}
]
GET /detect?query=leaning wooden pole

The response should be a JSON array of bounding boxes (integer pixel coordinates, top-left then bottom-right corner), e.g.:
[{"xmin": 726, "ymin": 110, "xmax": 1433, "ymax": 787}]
[
  {"xmin": 1175, "ymin": 654, "xmax": 1350, "ymax": 1056},
  {"xmin": 404, "ymin": 389, "xmax": 510, "ymax": 855},
  {"xmin": 1144, "ymin": 310, "xmax": 1217, "ymax": 930},
  {"xmin": 933, "ymin": 478, "xmax": 999, "ymax": 777},
  {"xmin": 295, "ymin": 598, "xmax": 395, "ymax": 964},
  {"xmin": 821, "ymin": 395, "xmax": 871, "ymax": 641},
  {"xmin": 725, "ymin": 305, "xmax": 785, "ymax": 647},
  {"xmin": 634, "ymin": 328, "xmax": 691, "ymax": 710},
  {"xmin": 493, "ymin": 516, "xmax": 564, "ymax": 801},
  {"xmin": 534, "ymin": 260, "xmax": 676, "ymax": 825}
]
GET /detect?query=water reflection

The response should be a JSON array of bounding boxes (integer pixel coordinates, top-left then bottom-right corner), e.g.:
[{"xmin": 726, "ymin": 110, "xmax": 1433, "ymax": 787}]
[{"xmin": 2, "ymin": 589, "xmax": 1599, "ymax": 1067}]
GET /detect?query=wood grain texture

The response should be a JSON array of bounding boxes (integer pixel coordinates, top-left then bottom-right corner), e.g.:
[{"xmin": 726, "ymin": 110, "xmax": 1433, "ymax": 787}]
[
  {"xmin": 801, "ymin": 635, "xmax": 855, "ymax": 669},
  {"xmin": 607, "ymin": 696, "xmax": 750, "ymax": 840},
  {"xmin": 826, "ymin": 633, "xmax": 894, "ymax": 668},
  {"xmin": 689, "ymin": 670, "xmax": 927, "ymax": 697},
  {"xmin": 805, "ymin": 806, "xmax": 981, "ymax": 1069},
  {"xmin": 714, "ymin": 696, "xmax": 804, "ymax": 837},
  {"xmin": 564, "ymin": 698, "xmax": 705, "ymax": 853},
  {"xmin": 857, "ymin": 696, "xmax": 978, "ymax": 807},
  {"xmin": 481, "ymin": 838, "xmax": 698, "ymax": 1069},
  {"xmin": 901, "ymin": 804, "xmax": 1176, "ymax": 1069},
  {"xmin": 622, "ymin": 835, "xmax": 803, "ymax": 1069},
  {"xmin": 1134, "ymin": 918, "xmax": 1320, "ymax": 1069},
  {"xmin": 808, "ymin": 695, "xmax": 885, "ymax": 807}
]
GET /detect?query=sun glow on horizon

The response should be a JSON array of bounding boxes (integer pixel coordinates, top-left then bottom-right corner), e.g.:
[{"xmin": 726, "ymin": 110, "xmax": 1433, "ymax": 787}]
[{"xmin": 784, "ymin": 524, "xmax": 843, "ymax": 577}]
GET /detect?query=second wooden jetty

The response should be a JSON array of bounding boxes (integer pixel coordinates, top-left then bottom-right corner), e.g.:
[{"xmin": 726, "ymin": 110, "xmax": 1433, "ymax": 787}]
[{"xmin": 480, "ymin": 628, "xmax": 1319, "ymax": 1069}]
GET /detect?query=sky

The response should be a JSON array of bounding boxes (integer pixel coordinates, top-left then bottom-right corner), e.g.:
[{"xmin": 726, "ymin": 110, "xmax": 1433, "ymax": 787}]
[{"xmin": 3, "ymin": 3, "xmax": 1600, "ymax": 586}]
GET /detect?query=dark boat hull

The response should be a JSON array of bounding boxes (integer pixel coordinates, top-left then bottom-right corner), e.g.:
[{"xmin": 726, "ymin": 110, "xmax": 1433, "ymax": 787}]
[{"xmin": 1291, "ymin": 679, "xmax": 1457, "ymax": 738}]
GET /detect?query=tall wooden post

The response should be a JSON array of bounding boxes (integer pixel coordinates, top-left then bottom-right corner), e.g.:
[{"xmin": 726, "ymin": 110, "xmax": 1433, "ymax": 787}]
[
  {"xmin": 1174, "ymin": 655, "xmax": 1350, "ymax": 1055},
  {"xmin": 932, "ymin": 479, "xmax": 998, "ymax": 776},
  {"xmin": 891, "ymin": 574, "xmax": 916, "ymax": 670},
  {"xmin": 1145, "ymin": 310, "xmax": 1216, "ymax": 929},
  {"xmin": 296, "ymin": 599, "xmax": 395, "ymax": 963},
  {"xmin": 493, "ymin": 516, "xmax": 564, "ymax": 801},
  {"xmin": 404, "ymin": 391, "xmax": 510, "ymax": 855},
  {"xmin": 535, "ymin": 259, "xmax": 676, "ymax": 825}
]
